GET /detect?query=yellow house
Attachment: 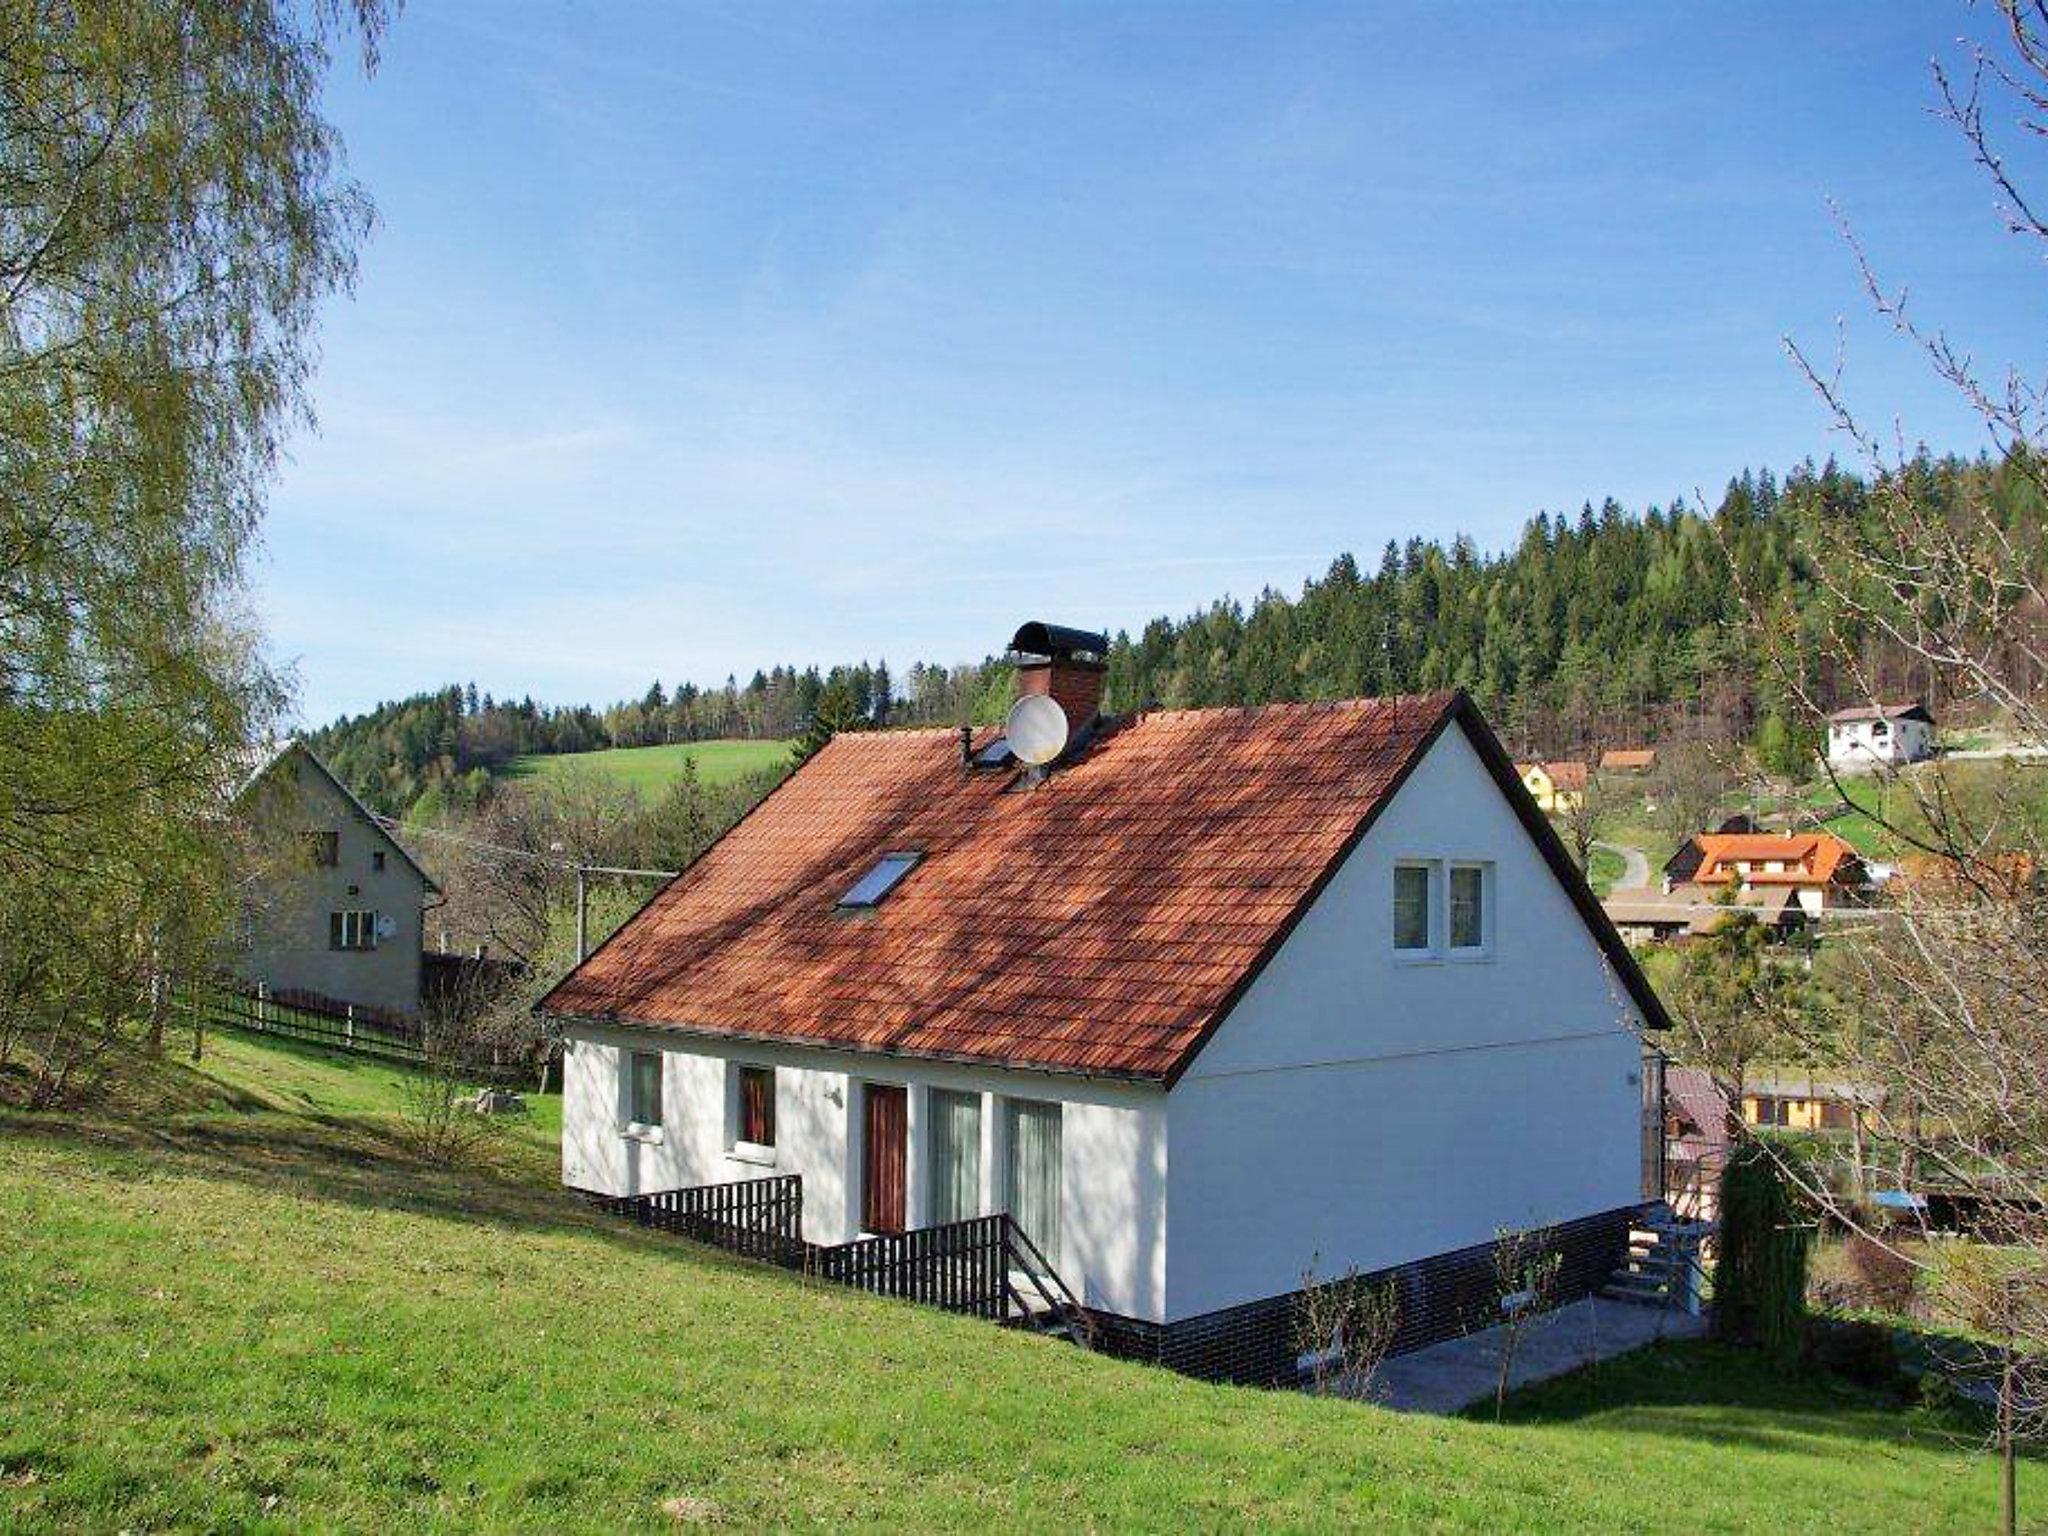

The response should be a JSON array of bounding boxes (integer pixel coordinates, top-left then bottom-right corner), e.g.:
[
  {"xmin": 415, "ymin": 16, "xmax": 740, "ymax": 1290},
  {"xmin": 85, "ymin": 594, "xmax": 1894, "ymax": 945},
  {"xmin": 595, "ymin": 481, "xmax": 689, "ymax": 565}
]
[
  {"xmin": 1517, "ymin": 759, "xmax": 1589, "ymax": 814},
  {"xmin": 1742, "ymin": 1073, "xmax": 1882, "ymax": 1133}
]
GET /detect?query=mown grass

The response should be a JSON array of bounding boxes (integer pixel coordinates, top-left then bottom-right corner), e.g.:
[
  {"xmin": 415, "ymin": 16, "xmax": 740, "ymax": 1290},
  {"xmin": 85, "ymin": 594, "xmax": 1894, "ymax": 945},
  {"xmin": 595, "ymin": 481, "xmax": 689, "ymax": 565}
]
[
  {"xmin": 1586, "ymin": 845, "xmax": 1626, "ymax": 896},
  {"xmin": 1, "ymin": 1031, "xmax": 2034, "ymax": 1532},
  {"xmin": 500, "ymin": 739, "xmax": 791, "ymax": 796}
]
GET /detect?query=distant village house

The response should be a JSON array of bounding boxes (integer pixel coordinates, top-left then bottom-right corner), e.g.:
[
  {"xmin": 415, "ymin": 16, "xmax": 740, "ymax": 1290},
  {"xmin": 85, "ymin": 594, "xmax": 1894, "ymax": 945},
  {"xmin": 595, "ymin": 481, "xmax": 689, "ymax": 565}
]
[
  {"xmin": 1516, "ymin": 759, "xmax": 1590, "ymax": 814},
  {"xmin": 234, "ymin": 743, "xmax": 438, "ymax": 1019},
  {"xmin": 1661, "ymin": 830, "xmax": 1865, "ymax": 915},
  {"xmin": 1599, "ymin": 748, "xmax": 1656, "ymax": 774},
  {"xmin": 1825, "ymin": 702, "xmax": 1934, "ymax": 772}
]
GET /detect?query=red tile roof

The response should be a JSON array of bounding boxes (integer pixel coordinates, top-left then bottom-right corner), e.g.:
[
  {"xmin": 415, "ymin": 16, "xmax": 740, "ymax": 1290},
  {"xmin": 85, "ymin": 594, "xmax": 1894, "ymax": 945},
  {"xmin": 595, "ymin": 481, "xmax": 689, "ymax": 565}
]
[
  {"xmin": 1693, "ymin": 832, "xmax": 1860, "ymax": 888},
  {"xmin": 542, "ymin": 691, "xmax": 1669, "ymax": 1080}
]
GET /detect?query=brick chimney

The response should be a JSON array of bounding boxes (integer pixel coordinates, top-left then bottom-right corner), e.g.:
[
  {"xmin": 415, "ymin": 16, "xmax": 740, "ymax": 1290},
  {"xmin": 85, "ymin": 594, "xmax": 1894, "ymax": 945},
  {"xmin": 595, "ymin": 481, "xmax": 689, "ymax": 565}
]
[{"xmin": 1009, "ymin": 621, "xmax": 1108, "ymax": 731}]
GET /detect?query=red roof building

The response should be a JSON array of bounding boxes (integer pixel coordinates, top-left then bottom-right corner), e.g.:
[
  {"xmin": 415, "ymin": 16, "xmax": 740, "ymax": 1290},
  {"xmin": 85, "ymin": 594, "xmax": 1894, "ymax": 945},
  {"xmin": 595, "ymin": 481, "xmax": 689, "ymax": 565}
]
[
  {"xmin": 545, "ymin": 623, "xmax": 1674, "ymax": 1382},
  {"xmin": 545, "ymin": 692, "xmax": 1665, "ymax": 1079}
]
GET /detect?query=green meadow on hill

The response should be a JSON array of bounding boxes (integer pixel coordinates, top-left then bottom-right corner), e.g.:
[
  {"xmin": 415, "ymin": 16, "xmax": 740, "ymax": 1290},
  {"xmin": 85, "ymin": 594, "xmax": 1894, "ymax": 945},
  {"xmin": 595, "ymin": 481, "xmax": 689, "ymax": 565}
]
[
  {"xmin": 0, "ymin": 1030, "xmax": 2033, "ymax": 1532},
  {"xmin": 500, "ymin": 738, "xmax": 792, "ymax": 797}
]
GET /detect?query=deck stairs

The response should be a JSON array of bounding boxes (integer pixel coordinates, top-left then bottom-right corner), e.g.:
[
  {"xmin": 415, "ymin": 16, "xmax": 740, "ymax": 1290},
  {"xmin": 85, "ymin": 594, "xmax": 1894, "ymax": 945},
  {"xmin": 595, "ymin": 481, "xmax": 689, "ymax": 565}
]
[
  {"xmin": 1602, "ymin": 1204, "xmax": 1711, "ymax": 1314},
  {"xmin": 996, "ymin": 1214, "xmax": 1092, "ymax": 1346}
]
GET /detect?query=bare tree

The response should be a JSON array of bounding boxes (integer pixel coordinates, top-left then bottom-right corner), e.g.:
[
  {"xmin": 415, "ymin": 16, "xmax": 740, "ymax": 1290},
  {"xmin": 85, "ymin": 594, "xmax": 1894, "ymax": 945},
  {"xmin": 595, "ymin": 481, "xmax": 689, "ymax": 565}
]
[
  {"xmin": 1294, "ymin": 1259, "xmax": 1400, "ymax": 1401},
  {"xmin": 1489, "ymin": 1224, "xmax": 1563, "ymax": 1422},
  {"xmin": 1735, "ymin": 7, "xmax": 2048, "ymax": 1526},
  {"xmin": 1649, "ymin": 742, "xmax": 1735, "ymax": 850},
  {"xmin": 1556, "ymin": 766, "xmax": 1612, "ymax": 877}
]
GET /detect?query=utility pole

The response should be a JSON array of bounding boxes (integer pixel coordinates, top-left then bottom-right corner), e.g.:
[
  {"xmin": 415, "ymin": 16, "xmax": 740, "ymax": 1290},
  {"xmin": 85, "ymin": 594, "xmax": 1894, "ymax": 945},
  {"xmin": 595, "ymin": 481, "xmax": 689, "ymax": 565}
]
[{"xmin": 576, "ymin": 863, "xmax": 588, "ymax": 964}]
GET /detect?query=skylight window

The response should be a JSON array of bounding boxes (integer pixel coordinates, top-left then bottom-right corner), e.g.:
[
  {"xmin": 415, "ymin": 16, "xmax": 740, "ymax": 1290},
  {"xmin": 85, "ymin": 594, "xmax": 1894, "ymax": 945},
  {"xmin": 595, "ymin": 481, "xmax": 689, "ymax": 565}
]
[
  {"xmin": 972, "ymin": 737, "xmax": 1015, "ymax": 769},
  {"xmin": 837, "ymin": 851, "xmax": 922, "ymax": 909}
]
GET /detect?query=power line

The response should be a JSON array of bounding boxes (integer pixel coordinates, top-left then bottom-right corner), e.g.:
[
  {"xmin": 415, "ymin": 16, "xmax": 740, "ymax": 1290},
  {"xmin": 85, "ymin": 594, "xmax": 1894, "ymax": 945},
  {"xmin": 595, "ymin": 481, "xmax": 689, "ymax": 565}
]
[{"xmin": 370, "ymin": 813, "xmax": 678, "ymax": 880}]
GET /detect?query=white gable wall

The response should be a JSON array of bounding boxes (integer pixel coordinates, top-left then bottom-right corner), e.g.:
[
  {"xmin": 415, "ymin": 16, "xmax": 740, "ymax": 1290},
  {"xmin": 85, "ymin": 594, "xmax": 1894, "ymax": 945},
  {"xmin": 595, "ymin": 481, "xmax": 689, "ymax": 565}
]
[
  {"xmin": 561, "ymin": 1023, "xmax": 1168, "ymax": 1321},
  {"xmin": 1163, "ymin": 721, "xmax": 1648, "ymax": 1320}
]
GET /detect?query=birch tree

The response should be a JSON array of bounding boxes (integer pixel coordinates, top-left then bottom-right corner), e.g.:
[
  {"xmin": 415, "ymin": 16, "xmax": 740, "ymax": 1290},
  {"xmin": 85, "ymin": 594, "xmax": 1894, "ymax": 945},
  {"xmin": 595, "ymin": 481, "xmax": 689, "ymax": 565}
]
[{"xmin": 0, "ymin": 1, "xmax": 385, "ymax": 1100}]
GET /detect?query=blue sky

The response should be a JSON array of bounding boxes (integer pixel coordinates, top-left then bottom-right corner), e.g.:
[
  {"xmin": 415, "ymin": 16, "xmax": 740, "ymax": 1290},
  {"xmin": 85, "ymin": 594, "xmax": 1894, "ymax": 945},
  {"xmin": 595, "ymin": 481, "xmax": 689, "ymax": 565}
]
[{"xmin": 268, "ymin": 2, "xmax": 2038, "ymax": 726}]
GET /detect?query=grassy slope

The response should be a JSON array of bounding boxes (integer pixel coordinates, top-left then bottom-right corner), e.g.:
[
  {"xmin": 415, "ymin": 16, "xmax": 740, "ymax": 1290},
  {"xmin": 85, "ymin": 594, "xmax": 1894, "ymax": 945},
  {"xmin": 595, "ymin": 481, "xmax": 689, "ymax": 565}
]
[
  {"xmin": 2, "ymin": 1033, "xmax": 2033, "ymax": 1532},
  {"xmin": 500, "ymin": 739, "xmax": 790, "ymax": 796}
]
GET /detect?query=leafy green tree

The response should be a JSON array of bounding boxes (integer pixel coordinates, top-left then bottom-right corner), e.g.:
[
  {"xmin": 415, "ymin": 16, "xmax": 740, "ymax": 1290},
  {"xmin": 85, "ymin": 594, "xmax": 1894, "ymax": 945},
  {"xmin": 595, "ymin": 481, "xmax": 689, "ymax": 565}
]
[{"xmin": 0, "ymin": 0, "xmax": 385, "ymax": 1100}]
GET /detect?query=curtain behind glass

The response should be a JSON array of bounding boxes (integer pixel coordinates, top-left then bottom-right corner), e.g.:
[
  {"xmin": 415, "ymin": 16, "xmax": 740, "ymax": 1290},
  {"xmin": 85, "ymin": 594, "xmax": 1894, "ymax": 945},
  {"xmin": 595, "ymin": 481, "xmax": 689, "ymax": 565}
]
[
  {"xmin": 1005, "ymin": 1099, "xmax": 1062, "ymax": 1257},
  {"xmin": 928, "ymin": 1089, "xmax": 981, "ymax": 1225}
]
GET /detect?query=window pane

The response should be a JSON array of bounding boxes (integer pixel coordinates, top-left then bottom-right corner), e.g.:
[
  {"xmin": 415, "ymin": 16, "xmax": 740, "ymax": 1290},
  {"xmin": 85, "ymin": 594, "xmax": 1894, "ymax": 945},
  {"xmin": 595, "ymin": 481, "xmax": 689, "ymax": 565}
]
[
  {"xmin": 1394, "ymin": 865, "xmax": 1431, "ymax": 950},
  {"xmin": 1451, "ymin": 866, "xmax": 1484, "ymax": 949},
  {"xmin": 740, "ymin": 1066, "xmax": 775, "ymax": 1146},
  {"xmin": 928, "ymin": 1089, "xmax": 982, "ymax": 1225},
  {"xmin": 838, "ymin": 851, "xmax": 921, "ymax": 909},
  {"xmin": 630, "ymin": 1051, "xmax": 663, "ymax": 1127},
  {"xmin": 1005, "ymin": 1099, "xmax": 1061, "ymax": 1257}
]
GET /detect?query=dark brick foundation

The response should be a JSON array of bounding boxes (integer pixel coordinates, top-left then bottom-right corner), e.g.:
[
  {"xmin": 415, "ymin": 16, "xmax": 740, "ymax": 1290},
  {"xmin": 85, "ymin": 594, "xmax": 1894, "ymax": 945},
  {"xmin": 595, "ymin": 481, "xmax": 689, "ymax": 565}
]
[{"xmin": 1086, "ymin": 1204, "xmax": 1641, "ymax": 1386}]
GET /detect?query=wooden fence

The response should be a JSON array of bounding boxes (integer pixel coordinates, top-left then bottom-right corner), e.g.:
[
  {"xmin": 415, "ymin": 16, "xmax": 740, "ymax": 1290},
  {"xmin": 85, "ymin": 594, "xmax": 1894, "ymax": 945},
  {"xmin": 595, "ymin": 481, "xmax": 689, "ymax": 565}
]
[
  {"xmin": 182, "ymin": 983, "xmax": 530, "ymax": 1083},
  {"xmin": 598, "ymin": 1177, "xmax": 1085, "ymax": 1336},
  {"xmin": 594, "ymin": 1176, "xmax": 810, "ymax": 1267},
  {"xmin": 816, "ymin": 1214, "xmax": 1017, "ymax": 1319}
]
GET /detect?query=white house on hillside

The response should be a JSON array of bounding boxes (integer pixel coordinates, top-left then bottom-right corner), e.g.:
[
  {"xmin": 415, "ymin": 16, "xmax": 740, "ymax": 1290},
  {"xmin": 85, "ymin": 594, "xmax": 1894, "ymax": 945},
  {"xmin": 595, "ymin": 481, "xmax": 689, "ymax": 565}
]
[
  {"xmin": 1826, "ymin": 702, "xmax": 1934, "ymax": 771},
  {"xmin": 541, "ymin": 622, "xmax": 1672, "ymax": 1382}
]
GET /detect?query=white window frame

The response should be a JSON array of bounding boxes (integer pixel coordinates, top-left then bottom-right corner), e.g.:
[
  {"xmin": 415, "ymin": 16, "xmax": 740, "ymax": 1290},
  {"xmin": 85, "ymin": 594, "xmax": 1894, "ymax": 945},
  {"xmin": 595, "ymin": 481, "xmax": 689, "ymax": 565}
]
[
  {"xmin": 329, "ymin": 909, "xmax": 378, "ymax": 952},
  {"xmin": 1393, "ymin": 859, "xmax": 1439, "ymax": 958},
  {"xmin": 1447, "ymin": 860, "xmax": 1495, "ymax": 959},
  {"xmin": 726, "ymin": 1062, "xmax": 777, "ymax": 1166},
  {"xmin": 623, "ymin": 1049, "xmax": 665, "ymax": 1142}
]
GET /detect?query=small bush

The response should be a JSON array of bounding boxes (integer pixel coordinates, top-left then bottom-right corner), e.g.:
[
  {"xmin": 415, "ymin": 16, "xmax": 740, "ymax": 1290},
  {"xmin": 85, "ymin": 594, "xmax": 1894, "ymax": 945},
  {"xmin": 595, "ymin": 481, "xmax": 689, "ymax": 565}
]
[
  {"xmin": 1714, "ymin": 1143, "xmax": 1812, "ymax": 1367},
  {"xmin": 1844, "ymin": 1231, "xmax": 1917, "ymax": 1316}
]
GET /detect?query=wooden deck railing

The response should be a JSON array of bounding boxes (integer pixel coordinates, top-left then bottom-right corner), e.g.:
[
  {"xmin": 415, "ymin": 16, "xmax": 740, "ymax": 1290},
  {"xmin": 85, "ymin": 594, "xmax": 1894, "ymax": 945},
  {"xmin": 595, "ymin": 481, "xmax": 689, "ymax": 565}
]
[{"xmin": 599, "ymin": 1175, "xmax": 1089, "ymax": 1343}]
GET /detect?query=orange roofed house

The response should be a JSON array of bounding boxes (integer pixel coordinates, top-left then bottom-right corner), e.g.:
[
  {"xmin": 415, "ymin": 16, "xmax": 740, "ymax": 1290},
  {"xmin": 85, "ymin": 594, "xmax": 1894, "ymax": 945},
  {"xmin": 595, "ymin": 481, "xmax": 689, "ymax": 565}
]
[
  {"xmin": 1661, "ymin": 830, "xmax": 1867, "ymax": 915},
  {"xmin": 542, "ymin": 621, "xmax": 1675, "ymax": 1384}
]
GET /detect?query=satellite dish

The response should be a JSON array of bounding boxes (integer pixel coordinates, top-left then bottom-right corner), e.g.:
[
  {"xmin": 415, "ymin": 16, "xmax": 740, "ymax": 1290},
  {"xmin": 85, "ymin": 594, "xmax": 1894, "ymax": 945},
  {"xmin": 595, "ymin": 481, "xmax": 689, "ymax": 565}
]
[
  {"xmin": 1004, "ymin": 693, "xmax": 1069, "ymax": 767},
  {"xmin": 373, "ymin": 913, "xmax": 397, "ymax": 940}
]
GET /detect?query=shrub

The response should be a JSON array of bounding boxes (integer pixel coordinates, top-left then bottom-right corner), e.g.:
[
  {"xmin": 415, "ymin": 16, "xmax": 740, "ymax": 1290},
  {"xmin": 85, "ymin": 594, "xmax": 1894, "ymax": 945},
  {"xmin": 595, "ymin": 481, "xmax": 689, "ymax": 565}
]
[
  {"xmin": 1714, "ymin": 1143, "xmax": 1812, "ymax": 1366},
  {"xmin": 1807, "ymin": 1318, "xmax": 1903, "ymax": 1391},
  {"xmin": 1844, "ymin": 1231, "xmax": 1917, "ymax": 1316}
]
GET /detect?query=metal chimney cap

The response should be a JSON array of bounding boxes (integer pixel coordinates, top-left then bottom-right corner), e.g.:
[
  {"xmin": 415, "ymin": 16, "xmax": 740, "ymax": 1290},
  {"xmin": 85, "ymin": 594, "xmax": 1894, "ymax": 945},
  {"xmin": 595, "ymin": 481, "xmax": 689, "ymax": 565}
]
[{"xmin": 1008, "ymin": 621, "xmax": 1109, "ymax": 661}]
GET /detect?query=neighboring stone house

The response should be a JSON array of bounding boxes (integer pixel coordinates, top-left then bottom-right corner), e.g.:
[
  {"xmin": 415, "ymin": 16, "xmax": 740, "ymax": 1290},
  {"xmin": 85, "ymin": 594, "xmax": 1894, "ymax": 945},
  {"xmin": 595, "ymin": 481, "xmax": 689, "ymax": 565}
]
[
  {"xmin": 1826, "ymin": 702, "xmax": 1935, "ymax": 771},
  {"xmin": 543, "ymin": 620, "xmax": 1672, "ymax": 1384},
  {"xmin": 235, "ymin": 743, "xmax": 438, "ymax": 1018}
]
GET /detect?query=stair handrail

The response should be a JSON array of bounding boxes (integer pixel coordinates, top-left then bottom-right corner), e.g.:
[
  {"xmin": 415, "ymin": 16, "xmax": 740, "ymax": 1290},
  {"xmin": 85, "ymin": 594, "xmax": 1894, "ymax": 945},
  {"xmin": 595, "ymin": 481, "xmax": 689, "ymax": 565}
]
[{"xmin": 997, "ymin": 1212, "xmax": 1091, "ymax": 1348}]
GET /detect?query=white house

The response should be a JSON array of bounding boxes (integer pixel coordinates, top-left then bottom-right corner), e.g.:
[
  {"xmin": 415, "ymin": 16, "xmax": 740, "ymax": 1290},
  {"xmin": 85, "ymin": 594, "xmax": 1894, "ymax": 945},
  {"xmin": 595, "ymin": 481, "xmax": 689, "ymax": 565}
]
[
  {"xmin": 542, "ymin": 622, "xmax": 1671, "ymax": 1382},
  {"xmin": 1826, "ymin": 702, "xmax": 1935, "ymax": 771}
]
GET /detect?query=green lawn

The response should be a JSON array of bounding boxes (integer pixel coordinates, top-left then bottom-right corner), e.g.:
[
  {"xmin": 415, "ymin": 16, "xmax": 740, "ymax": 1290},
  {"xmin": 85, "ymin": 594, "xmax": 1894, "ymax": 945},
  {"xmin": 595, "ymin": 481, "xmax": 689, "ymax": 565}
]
[
  {"xmin": 501, "ymin": 738, "xmax": 791, "ymax": 796},
  {"xmin": 1586, "ymin": 845, "xmax": 1626, "ymax": 897},
  {"xmin": 1, "ymin": 1031, "xmax": 2034, "ymax": 1531}
]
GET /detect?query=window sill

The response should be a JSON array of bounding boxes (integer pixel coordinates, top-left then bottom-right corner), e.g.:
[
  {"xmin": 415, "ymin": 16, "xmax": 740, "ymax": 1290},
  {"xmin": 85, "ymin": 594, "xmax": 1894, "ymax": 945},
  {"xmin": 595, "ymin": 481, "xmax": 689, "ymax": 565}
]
[
  {"xmin": 1445, "ymin": 947, "xmax": 1496, "ymax": 964},
  {"xmin": 727, "ymin": 1143, "xmax": 777, "ymax": 1168},
  {"xmin": 620, "ymin": 1125, "xmax": 665, "ymax": 1145},
  {"xmin": 1392, "ymin": 949, "xmax": 1441, "ymax": 964}
]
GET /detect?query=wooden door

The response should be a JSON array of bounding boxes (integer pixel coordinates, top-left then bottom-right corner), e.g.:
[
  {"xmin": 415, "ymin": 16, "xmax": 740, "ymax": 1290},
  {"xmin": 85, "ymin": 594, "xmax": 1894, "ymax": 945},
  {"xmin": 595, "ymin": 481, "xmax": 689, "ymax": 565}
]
[{"xmin": 862, "ymin": 1084, "xmax": 908, "ymax": 1234}]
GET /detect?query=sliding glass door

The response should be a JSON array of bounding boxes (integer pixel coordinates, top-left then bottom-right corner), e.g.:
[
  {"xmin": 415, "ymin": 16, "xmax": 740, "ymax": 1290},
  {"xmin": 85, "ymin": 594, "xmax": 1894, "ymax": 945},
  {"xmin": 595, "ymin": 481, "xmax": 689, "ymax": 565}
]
[
  {"xmin": 927, "ymin": 1089, "xmax": 981, "ymax": 1226},
  {"xmin": 1003, "ymin": 1098, "xmax": 1062, "ymax": 1259}
]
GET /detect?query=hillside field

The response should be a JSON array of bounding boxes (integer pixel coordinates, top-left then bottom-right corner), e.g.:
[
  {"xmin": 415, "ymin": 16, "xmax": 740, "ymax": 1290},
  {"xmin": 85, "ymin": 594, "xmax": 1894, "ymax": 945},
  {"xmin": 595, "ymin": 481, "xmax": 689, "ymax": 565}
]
[
  {"xmin": 500, "ymin": 738, "xmax": 791, "ymax": 796},
  {"xmin": 2, "ymin": 1028, "xmax": 2034, "ymax": 1531}
]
